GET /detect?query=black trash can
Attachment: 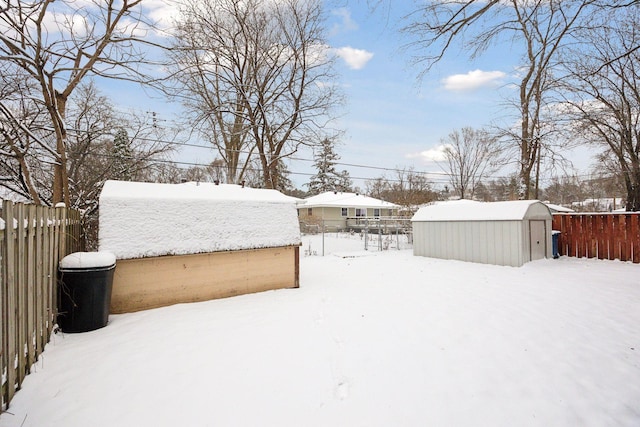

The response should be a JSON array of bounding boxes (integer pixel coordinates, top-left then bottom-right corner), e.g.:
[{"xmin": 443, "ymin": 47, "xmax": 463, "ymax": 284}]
[
  {"xmin": 552, "ymin": 231, "xmax": 561, "ymax": 259},
  {"xmin": 58, "ymin": 252, "xmax": 116, "ymax": 333}
]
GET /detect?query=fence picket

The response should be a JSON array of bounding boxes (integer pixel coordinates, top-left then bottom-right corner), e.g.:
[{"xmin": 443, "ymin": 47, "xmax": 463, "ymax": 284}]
[
  {"xmin": 623, "ymin": 215, "xmax": 633, "ymax": 262},
  {"xmin": 4, "ymin": 201, "xmax": 17, "ymax": 406},
  {"xmin": 586, "ymin": 215, "xmax": 596, "ymax": 258},
  {"xmin": 26, "ymin": 206, "xmax": 36, "ymax": 373},
  {"xmin": 632, "ymin": 215, "xmax": 640, "ymax": 263},
  {"xmin": 35, "ymin": 206, "xmax": 44, "ymax": 358},
  {"xmin": 16, "ymin": 203, "xmax": 27, "ymax": 390}
]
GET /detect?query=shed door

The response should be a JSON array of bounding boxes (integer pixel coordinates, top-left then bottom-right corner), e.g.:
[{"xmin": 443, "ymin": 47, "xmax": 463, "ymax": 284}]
[{"xmin": 529, "ymin": 220, "xmax": 547, "ymax": 261}]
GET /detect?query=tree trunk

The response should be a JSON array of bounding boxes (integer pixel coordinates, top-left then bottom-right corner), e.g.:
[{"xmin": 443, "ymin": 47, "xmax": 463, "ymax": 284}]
[
  {"xmin": 52, "ymin": 93, "xmax": 71, "ymax": 206},
  {"xmin": 626, "ymin": 171, "xmax": 640, "ymax": 211}
]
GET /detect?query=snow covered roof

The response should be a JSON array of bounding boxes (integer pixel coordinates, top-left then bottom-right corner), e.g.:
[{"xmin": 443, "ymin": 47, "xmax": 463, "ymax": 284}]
[
  {"xmin": 544, "ymin": 202, "xmax": 575, "ymax": 213},
  {"xmin": 99, "ymin": 180, "xmax": 301, "ymax": 259},
  {"xmin": 412, "ymin": 200, "xmax": 552, "ymax": 222},
  {"xmin": 299, "ymin": 191, "xmax": 400, "ymax": 209}
]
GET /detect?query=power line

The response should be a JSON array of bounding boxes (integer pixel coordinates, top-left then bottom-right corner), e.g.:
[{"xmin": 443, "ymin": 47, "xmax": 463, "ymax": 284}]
[{"xmin": 64, "ymin": 124, "xmax": 602, "ymax": 187}]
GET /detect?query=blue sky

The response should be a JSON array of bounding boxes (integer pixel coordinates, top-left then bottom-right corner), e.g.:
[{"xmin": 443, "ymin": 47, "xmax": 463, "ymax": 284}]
[
  {"xmin": 308, "ymin": 1, "xmax": 519, "ymax": 188},
  {"xmin": 107, "ymin": 0, "xmax": 595, "ymax": 190}
]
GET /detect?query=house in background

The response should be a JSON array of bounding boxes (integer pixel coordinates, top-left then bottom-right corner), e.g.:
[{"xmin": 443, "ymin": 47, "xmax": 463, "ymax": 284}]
[
  {"xmin": 297, "ymin": 191, "xmax": 400, "ymax": 232},
  {"xmin": 571, "ymin": 197, "xmax": 625, "ymax": 212}
]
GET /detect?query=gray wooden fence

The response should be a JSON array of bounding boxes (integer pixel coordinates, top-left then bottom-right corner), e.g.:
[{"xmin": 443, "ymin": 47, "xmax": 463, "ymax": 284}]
[{"xmin": 1, "ymin": 201, "xmax": 82, "ymax": 413}]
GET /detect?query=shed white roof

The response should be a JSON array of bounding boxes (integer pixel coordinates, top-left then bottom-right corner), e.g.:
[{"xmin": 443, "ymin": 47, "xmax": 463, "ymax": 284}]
[
  {"xmin": 300, "ymin": 192, "xmax": 399, "ymax": 209},
  {"xmin": 412, "ymin": 200, "xmax": 551, "ymax": 222},
  {"xmin": 99, "ymin": 180, "xmax": 301, "ymax": 259}
]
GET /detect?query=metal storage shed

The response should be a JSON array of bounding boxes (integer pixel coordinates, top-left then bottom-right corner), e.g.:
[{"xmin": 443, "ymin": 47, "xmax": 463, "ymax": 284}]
[{"xmin": 411, "ymin": 200, "xmax": 553, "ymax": 267}]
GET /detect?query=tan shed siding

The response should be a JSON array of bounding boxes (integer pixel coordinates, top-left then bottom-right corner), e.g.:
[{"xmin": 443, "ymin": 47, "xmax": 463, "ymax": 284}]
[{"xmin": 111, "ymin": 246, "xmax": 298, "ymax": 313}]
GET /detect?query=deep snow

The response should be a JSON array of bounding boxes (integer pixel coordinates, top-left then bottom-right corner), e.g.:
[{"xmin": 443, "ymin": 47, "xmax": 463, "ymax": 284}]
[
  {"xmin": 1, "ymin": 234, "xmax": 639, "ymax": 427},
  {"xmin": 98, "ymin": 181, "xmax": 301, "ymax": 259}
]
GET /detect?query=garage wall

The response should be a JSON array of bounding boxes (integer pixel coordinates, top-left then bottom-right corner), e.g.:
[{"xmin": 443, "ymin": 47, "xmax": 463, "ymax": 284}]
[{"xmin": 110, "ymin": 246, "xmax": 299, "ymax": 313}]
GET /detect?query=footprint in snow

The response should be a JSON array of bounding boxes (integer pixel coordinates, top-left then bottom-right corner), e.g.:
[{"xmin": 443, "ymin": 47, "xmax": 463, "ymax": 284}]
[{"xmin": 335, "ymin": 380, "xmax": 349, "ymax": 400}]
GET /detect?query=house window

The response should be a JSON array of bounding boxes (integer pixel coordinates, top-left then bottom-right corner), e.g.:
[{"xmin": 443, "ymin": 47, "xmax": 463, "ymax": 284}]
[
  {"xmin": 355, "ymin": 208, "xmax": 366, "ymax": 217},
  {"xmin": 373, "ymin": 208, "xmax": 380, "ymax": 217},
  {"xmin": 341, "ymin": 207, "xmax": 348, "ymax": 217},
  {"xmin": 307, "ymin": 208, "xmax": 313, "ymax": 216}
]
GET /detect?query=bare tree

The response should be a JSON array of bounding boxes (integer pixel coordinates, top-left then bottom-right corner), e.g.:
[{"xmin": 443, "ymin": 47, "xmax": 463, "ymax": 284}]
[
  {"xmin": 401, "ymin": 1, "xmax": 632, "ymax": 199},
  {"xmin": 562, "ymin": 7, "xmax": 640, "ymax": 211},
  {"xmin": 437, "ymin": 127, "xmax": 503, "ymax": 200},
  {"xmin": 169, "ymin": 0, "xmax": 341, "ymax": 189},
  {"xmin": 0, "ymin": 66, "xmax": 52, "ymax": 203},
  {"xmin": 366, "ymin": 167, "xmax": 437, "ymax": 207},
  {"xmin": 0, "ymin": 0, "xmax": 163, "ymax": 204}
]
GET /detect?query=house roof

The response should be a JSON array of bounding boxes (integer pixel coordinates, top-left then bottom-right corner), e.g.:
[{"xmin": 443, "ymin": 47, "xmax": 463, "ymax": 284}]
[
  {"xmin": 412, "ymin": 200, "xmax": 551, "ymax": 222},
  {"xmin": 544, "ymin": 202, "xmax": 574, "ymax": 213},
  {"xmin": 299, "ymin": 191, "xmax": 400, "ymax": 209}
]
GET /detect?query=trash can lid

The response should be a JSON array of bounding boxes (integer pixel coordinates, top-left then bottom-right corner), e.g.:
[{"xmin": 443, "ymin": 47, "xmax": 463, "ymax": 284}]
[{"xmin": 60, "ymin": 252, "xmax": 116, "ymax": 269}]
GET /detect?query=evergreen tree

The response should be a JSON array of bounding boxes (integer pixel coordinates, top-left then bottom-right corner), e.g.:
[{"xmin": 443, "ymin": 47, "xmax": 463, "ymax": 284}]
[
  {"xmin": 307, "ymin": 138, "xmax": 351, "ymax": 195},
  {"xmin": 112, "ymin": 128, "xmax": 133, "ymax": 180},
  {"xmin": 274, "ymin": 161, "xmax": 294, "ymax": 193},
  {"xmin": 337, "ymin": 170, "xmax": 353, "ymax": 192}
]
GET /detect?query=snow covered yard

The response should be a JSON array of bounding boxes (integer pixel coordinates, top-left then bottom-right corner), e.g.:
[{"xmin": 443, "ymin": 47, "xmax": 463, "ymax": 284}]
[{"xmin": 1, "ymin": 235, "xmax": 639, "ymax": 427}]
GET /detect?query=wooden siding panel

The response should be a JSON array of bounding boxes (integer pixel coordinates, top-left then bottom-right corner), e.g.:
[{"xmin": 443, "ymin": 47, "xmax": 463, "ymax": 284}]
[{"xmin": 111, "ymin": 246, "xmax": 298, "ymax": 314}]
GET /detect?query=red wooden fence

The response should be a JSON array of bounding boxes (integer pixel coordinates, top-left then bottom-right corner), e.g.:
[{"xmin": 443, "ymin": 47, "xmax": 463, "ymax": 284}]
[{"xmin": 552, "ymin": 213, "xmax": 640, "ymax": 263}]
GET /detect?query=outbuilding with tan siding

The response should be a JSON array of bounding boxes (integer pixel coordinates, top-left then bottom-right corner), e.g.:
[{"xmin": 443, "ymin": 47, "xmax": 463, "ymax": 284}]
[{"xmin": 99, "ymin": 180, "xmax": 301, "ymax": 313}]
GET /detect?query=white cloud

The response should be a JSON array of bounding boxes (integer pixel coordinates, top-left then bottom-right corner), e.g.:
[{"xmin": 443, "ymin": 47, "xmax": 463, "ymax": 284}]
[
  {"xmin": 442, "ymin": 69, "xmax": 506, "ymax": 91},
  {"xmin": 334, "ymin": 46, "xmax": 374, "ymax": 70},
  {"xmin": 330, "ymin": 7, "xmax": 358, "ymax": 35},
  {"xmin": 407, "ymin": 145, "xmax": 452, "ymax": 163}
]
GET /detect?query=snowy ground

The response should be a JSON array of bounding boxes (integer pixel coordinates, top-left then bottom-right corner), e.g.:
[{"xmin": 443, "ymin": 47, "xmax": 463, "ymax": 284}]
[{"xmin": 1, "ymin": 233, "xmax": 639, "ymax": 427}]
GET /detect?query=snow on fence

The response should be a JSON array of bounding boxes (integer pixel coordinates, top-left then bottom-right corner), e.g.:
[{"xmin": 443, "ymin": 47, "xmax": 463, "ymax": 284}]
[
  {"xmin": 0, "ymin": 201, "xmax": 82, "ymax": 413},
  {"xmin": 552, "ymin": 213, "xmax": 640, "ymax": 263}
]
